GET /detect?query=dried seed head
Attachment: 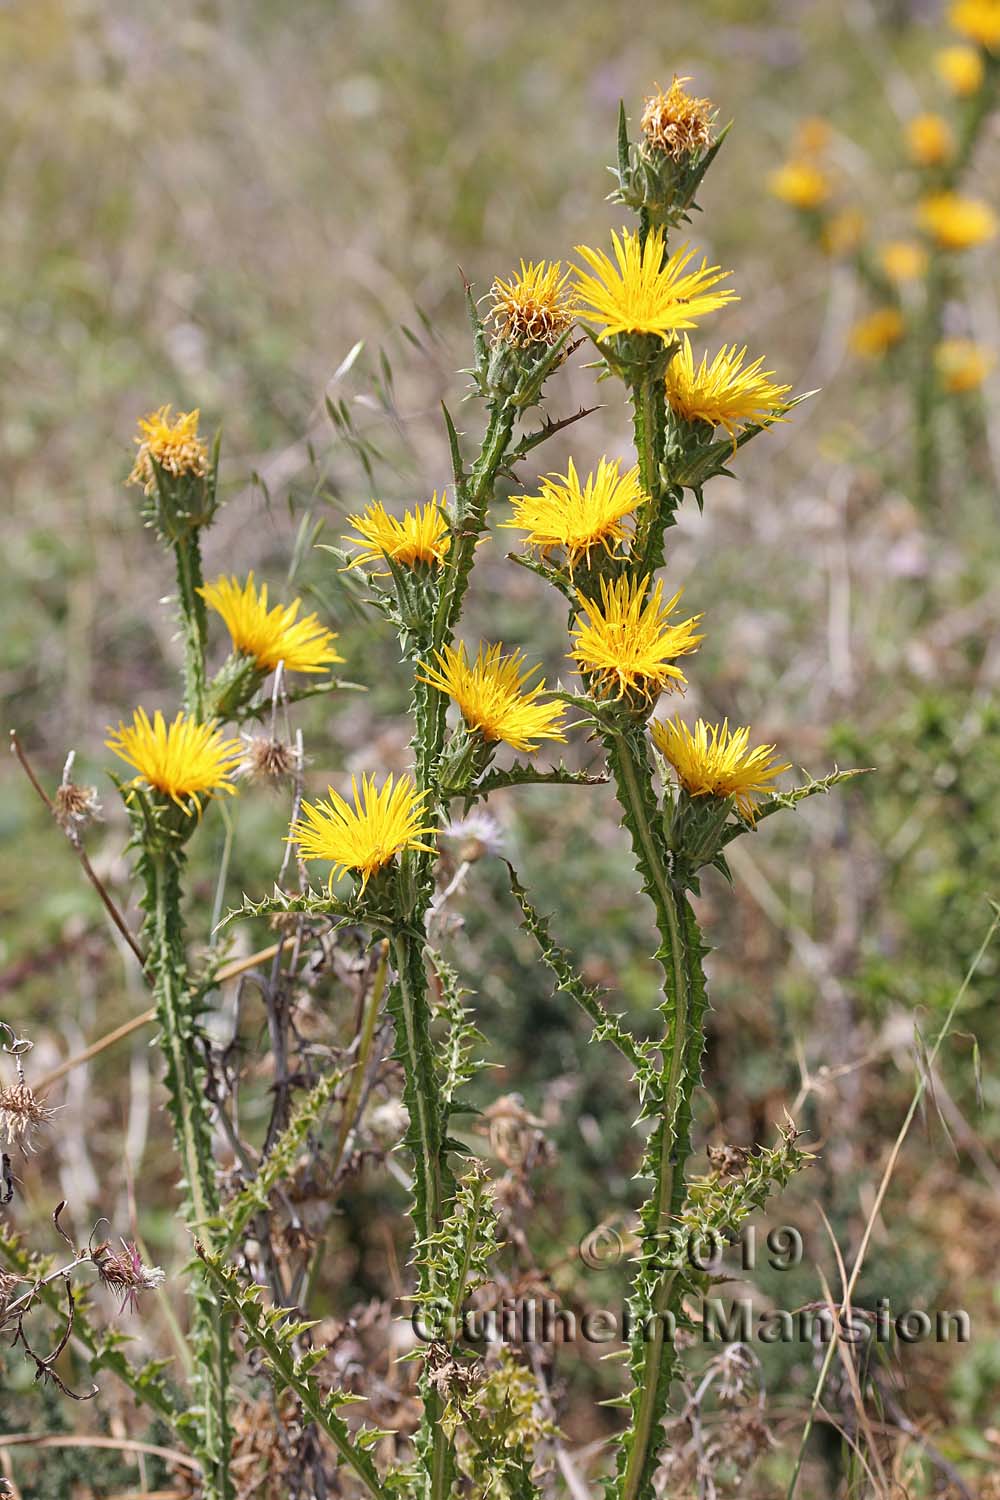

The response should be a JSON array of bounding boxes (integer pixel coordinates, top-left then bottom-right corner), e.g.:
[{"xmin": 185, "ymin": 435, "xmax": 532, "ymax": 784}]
[
  {"xmin": 0, "ymin": 1082, "xmax": 56, "ymax": 1151},
  {"xmin": 440, "ymin": 811, "xmax": 505, "ymax": 862},
  {"xmin": 0, "ymin": 1267, "xmax": 22, "ymax": 1318},
  {"xmin": 54, "ymin": 780, "xmax": 103, "ymax": 834},
  {"xmin": 238, "ymin": 734, "xmax": 298, "ymax": 785},
  {"xmin": 641, "ymin": 77, "xmax": 715, "ymax": 161},
  {"xmin": 92, "ymin": 1239, "xmax": 166, "ymax": 1314},
  {"xmin": 707, "ymin": 1142, "xmax": 749, "ymax": 1181}
]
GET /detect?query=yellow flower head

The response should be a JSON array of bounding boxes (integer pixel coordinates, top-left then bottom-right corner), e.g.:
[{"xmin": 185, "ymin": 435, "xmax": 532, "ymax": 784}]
[
  {"xmin": 106, "ymin": 708, "xmax": 242, "ymax": 814},
  {"xmin": 906, "ymin": 113, "xmax": 954, "ymax": 168},
  {"xmin": 569, "ymin": 574, "xmax": 703, "ymax": 705},
  {"xmin": 820, "ymin": 208, "xmax": 866, "ymax": 257},
  {"xmin": 289, "ymin": 773, "xmax": 438, "ymax": 889},
  {"xmin": 640, "ymin": 76, "xmax": 715, "ymax": 160},
  {"xmin": 417, "ymin": 642, "xmax": 566, "ymax": 753},
  {"xmin": 935, "ymin": 338, "xmax": 996, "ymax": 392},
  {"xmin": 572, "ymin": 227, "xmax": 737, "ymax": 344},
  {"xmin": 128, "ymin": 406, "xmax": 208, "ymax": 495},
  {"xmin": 502, "ymin": 457, "xmax": 645, "ymax": 571},
  {"xmin": 199, "ymin": 572, "xmax": 343, "ymax": 676},
  {"xmin": 879, "ymin": 240, "xmax": 928, "ymax": 283},
  {"xmin": 344, "ymin": 497, "xmax": 451, "ymax": 571},
  {"xmin": 949, "ymin": 0, "xmax": 1000, "ymax": 49},
  {"xmin": 665, "ymin": 335, "xmax": 791, "ymax": 439},
  {"xmin": 651, "ymin": 715, "xmax": 791, "ymax": 822},
  {"xmin": 489, "ymin": 260, "xmax": 575, "ymax": 348},
  {"xmin": 849, "ymin": 307, "xmax": 906, "ymax": 358},
  {"xmin": 935, "ymin": 43, "xmax": 985, "ymax": 94},
  {"xmin": 918, "ymin": 191, "xmax": 998, "ymax": 250},
  {"xmin": 768, "ymin": 160, "xmax": 831, "ymax": 211}
]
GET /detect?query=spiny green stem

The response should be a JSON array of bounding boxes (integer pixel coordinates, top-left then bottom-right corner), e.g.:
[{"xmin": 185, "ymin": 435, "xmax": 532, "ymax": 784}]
[
  {"xmin": 605, "ymin": 730, "xmax": 707, "ymax": 1500},
  {"xmin": 436, "ymin": 399, "xmax": 515, "ymax": 645},
  {"xmin": 172, "ymin": 534, "xmax": 210, "ymax": 721},
  {"xmin": 144, "ymin": 845, "xmax": 231, "ymax": 1499}
]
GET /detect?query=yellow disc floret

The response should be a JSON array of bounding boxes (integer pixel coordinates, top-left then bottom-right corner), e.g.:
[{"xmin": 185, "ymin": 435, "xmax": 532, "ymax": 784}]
[
  {"xmin": 289, "ymin": 773, "xmax": 438, "ymax": 889},
  {"xmin": 503, "ymin": 457, "xmax": 645, "ymax": 571},
  {"xmin": 128, "ymin": 406, "xmax": 209, "ymax": 495},
  {"xmin": 665, "ymin": 336, "xmax": 791, "ymax": 438},
  {"xmin": 106, "ymin": 708, "xmax": 242, "ymax": 814},
  {"xmin": 344, "ymin": 497, "xmax": 451, "ymax": 571},
  {"xmin": 651, "ymin": 715, "xmax": 791, "ymax": 822},
  {"xmin": 417, "ymin": 642, "xmax": 566, "ymax": 753},
  {"xmin": 573, "ymin": 226, "xmax": 737, "ymax": 344},
  {"xmin": 199, "ymin": 572, "xmax": 343, "ymax": 675},
  {"xmin": 569, "ymin": 574, "xmax": 703, "ymax": 705}
]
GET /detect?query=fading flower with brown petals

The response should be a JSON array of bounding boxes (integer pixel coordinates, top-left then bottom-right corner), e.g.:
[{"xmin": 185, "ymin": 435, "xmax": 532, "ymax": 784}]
[
  {"xmin": 238, "ymin": 734, "xmax": 299, "ymax": 785},
  {"xmin": 92, "ymin": 1239, "xmax": 166, "ymax": 1314},
  {"xmin": 54, "ymin": 780, "xmax": 103, "ymax": 835},
  {"xmin": 641, "ymin": 77, "xmax": 715, "ymax": 161},
  {"xmin": 0, "ymin": 1082, "xmax": 55, "ymax": 1151}
]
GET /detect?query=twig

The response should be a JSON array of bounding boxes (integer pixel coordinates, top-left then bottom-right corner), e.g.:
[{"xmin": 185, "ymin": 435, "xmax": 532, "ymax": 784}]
[{"xmin": 9, "ymin": 730, "xmax": 145, "ymax": 967}]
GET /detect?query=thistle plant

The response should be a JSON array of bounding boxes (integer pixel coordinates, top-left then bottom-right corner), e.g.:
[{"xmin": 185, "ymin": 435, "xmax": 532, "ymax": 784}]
[
  {"xmin": 768, "ymin": 6, "xmax": 998, "ymax": 510},
  {"xmin": 4, "ymin": 73, "xmax": 863, "ymax": 1500}
]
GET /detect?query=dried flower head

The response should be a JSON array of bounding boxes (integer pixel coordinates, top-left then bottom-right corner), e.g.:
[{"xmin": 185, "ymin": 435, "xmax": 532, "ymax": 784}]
[
  {"xmin": 569, "ymin": 575, "xmax": 703, "ymax": 705},
  {"xmin": 417, "ymin": 642, "xmax": 566, "ymax": 753},
  {"xmin": 93, "ymin": 1238, "xmax": 166, "ymax": 1314},
  {"xmin": 440, "ymin": 810, "xmax": 505, "ymax": 862},
  {"xmin": 767, "ymin": 160, "xmax": 831, "ymax": 211},
  {"xmin": 918, "ymin": 191, "xmax": 997, "ymax": 251},
  {"xmin": 651, "ymin": 714, "xmax": 791, "ymax": 822},
  {"xmin": 0, "ymin": 1081, "xmax": 56, "ymax": 1151},
  {"xmin": 906, "ymin": 112, "xmax": 954, "ymax": 168},
  {"xmin": 950, "ymin": 0, "xmax": 1000, "ymax": 48},
  {"xmin": 573, "ymin": 226, "xmax": 737, "ymax": 344},
  {"xmin": 127, "ymin": 406, "xmax": 208, "ymax": 494},
  {"xmin": 344, "ymin": 496, "xmax": 451, "ymax": 571},
  {"xmin": 935, "ymin": 43, "xmax": 985, "ymax": 94},
  {"xmin": 879, "ymin": 240, "xmax": 928, "ymax": 283},
  {"xmin": 503, "ymin": 456, "xmax": 645, "ymax": 571},
  {"xmin": 640, "ymin": 76, "xmax": 715, "ymax": 160},
  {"xmin": 935, "ymin": 338, "xmax": 996, "ymax": 392},
  {"xmin": 665, "ymin": 335, "xmax": 791, "ymax": 439},
  {"xmin": 106, "ymin": 708, "xmax": 243, "ymax": 815},
  {"xmin": 238, "ymin": 733, "xmax": 299, "ymax": 784},
  {"xmin": 54, "ymin": 780, "xmax": 103, "ymax": 835},
  {"xmin": 488, "ymin": 260, "xmax": 575, "ymax": 348},
  {"xmin": 849, "ymin": 307, "xmax": 906, "ymax": 358},
  {"xmin": 289, "ymin": 773, "xmax": 438, "ymax": 890},
  {"xmin": 0, "ymin": 1267, "xmax": 22, "ymax": 1319},
  {"xmin": 199, "ymin": 572, "xmax": 342, "ymax": 676}
]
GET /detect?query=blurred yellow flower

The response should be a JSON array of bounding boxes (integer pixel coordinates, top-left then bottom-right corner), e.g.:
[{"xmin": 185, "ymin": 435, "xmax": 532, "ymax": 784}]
[
  {"xmin": 128, "ymin": 406, "xmax": 208, "ymax": 495},
  {"xmin": 640, "ymin": 76, "xmax": 715, "ymax": 159},
  {"xmin": 879, "ymin": 240, "xmax": 928, "ymax": 283},
  {"xmin": 906, "ymin": 113, "xmax": 954, "ymax": 167},
  {"xmin": 503, "ymin": 457, "xmax": 645, "ymax": 571},
  {"xmin": 849, "ymin": 308, "xmax": 906, "ymax": 358},
  {"xmin": 569, "ymin": 574, "xmax": 702, "ymax": 704},
  {"xmin": 344, "ymin": 497, "xmax": 451, "ymax": 571},
  {"xmin": 767, "ymin": 160, "xmax": 831, "ymax": 211},
  {"xmin": 935, "ymin": 338, "xmax": 996, "ymax": 391},
  {"xmin": 794, "ymin": 117, "xmax": 832, "ymax": 154},
  {"xmin": 417, "ymin": 642, "xmax": 566, "ymax": 753},
  {"xmin": 665, "ymin": 335, "xmax": 791, "ymax": 438},
  {"xmin": 650, "ymin": 715, "xmax": 791, "ymax": 822},
  {"xmin": 573, "ymin": 226, "xmax": 737, "ymax": 344},
  {"xmin": 289, "ymin": 773, "xmax": 437, "ymax": 889},
  {"xmin": 918, "ymin": 191, "xmax": 998, "ymax": 249},
  {"xmin": 949, "ymin": 0, "xmax": 1000, "ymax": 48},
  {"xmin": 200, "ymin": 572, "xmax": 343, "ymax": 675},
  {"xmin": 820, "ymin": 208, "xmax": 866, "ymax": 256},
  {"xmin": 106, "ymin": 708, "xmax": 242, "ymax": 814},
  {"xmin": 935, "ymin": 43, "xmax": 985, "ymax": 94},
  {"xmin": 489, "ymin": 260, "xmax": 574, "ymax": 348}
]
